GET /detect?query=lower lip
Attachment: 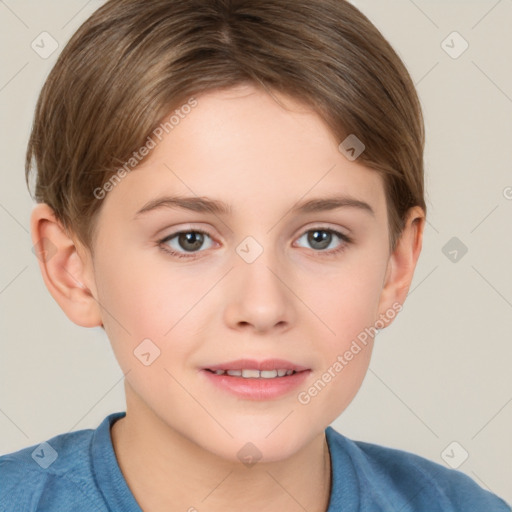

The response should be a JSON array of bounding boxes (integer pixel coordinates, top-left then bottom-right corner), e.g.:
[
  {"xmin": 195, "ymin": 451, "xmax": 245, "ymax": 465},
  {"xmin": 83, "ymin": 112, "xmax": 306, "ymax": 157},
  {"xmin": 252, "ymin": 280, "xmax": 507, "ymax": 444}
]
[{"xmin": 201, "ymin": 370, "xmax": 311, "ymax": 400}]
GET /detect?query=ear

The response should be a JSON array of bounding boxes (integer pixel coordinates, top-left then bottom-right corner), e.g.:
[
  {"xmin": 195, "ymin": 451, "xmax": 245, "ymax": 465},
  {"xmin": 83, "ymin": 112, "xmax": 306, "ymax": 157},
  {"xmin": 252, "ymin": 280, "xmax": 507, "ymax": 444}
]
[
  {"xmin": 377, "ymin": 206, "xmax": 425, "ymax": 324},
  {"xmin": 30, "ymin": 203, "xmax": 103, "ymax": 328}
]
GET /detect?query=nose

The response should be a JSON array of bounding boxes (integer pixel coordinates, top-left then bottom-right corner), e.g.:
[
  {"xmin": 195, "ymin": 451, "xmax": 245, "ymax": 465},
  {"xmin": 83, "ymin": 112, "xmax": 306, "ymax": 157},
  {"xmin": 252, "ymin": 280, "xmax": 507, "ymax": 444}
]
[{"xmin": 223, "ymin": 251, "xmax": 295, "ymax": 334}]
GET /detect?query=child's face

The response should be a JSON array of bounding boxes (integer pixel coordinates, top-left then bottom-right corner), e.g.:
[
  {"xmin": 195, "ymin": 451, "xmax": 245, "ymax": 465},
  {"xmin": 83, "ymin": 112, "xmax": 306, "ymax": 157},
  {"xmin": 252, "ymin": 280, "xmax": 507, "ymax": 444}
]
[{"xmin": 78, "ymin": 84, "xmax": 409, "ymax": 460}]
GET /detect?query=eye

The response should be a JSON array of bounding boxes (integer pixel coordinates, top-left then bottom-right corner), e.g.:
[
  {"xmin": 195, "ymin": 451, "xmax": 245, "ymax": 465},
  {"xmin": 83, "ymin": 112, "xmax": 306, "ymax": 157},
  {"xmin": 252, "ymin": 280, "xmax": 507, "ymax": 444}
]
[
  {"xmin": 159, "ymin": 229, "xmax": 215, "ymax": 259},
  {"xmin": 158, "ymin": 226, "xmax": 352, "ymax": 260},
  {"xmin": 295, "ymin": 228, "xmax": 352, "ymax": 255}
]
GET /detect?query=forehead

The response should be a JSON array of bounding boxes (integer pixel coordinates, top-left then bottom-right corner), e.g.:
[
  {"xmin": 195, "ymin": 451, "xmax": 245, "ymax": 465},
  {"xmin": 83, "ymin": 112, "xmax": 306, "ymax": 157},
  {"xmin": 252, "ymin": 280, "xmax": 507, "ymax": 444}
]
[{"xmin": 99, "ymin": 84, "xmax": 387, "ymax": 223}]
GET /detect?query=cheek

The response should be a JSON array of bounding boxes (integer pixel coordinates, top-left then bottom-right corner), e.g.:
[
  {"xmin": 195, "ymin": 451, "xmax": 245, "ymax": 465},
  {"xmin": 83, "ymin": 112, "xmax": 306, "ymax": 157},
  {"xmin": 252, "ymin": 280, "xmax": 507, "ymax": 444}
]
[
  {"xmin": 96, "ymin": 261, "xmax": 163, "ymax": 331},
  {"xmin": 96, "ymin": 250, "xmax": 195, "ymax": 333},
  {"xmin": 296, "ymin": 255, "xmax": 385, "ymax": 418},
  {"xmin": 94, "ymin": 252, "xmax": 214, "ymax": 373},
  {"xmin": 310, "ymin": 345, "xmax": 373, "ymax": 427},
  {"xmin": 303, "ymin": 253, "xmax": 386, "ymax": 342}
]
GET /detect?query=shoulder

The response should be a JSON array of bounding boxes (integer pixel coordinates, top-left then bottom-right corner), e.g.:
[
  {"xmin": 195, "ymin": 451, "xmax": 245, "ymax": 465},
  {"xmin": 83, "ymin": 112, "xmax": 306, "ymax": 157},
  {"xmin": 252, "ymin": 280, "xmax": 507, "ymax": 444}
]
[
  {"xmin": 0, "ymin": 417, "xmax": 115, "ymax": 512},
  {"xmin": 325, "ymin": 426, "xmax": 511, "ymax": 511}
]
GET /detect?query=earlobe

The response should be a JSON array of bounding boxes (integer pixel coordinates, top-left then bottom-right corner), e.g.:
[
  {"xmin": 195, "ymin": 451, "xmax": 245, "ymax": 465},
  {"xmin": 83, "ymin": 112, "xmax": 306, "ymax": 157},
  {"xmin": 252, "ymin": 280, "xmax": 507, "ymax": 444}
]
[
  {"xmin": 30, "ymin": 203, "xmax": 103, "ymax": 328},
  {"xmin": 377, "ymin": 206, "xmax": 425, "ymax": 323}
]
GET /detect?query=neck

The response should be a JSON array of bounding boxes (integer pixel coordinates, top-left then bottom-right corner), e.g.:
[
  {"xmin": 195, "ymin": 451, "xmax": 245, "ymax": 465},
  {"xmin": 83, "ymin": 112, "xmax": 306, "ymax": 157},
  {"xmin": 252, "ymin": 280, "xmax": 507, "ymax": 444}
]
[{"xmin": 111, "ymin": 388, "xmax": 332, "ymax": 512}]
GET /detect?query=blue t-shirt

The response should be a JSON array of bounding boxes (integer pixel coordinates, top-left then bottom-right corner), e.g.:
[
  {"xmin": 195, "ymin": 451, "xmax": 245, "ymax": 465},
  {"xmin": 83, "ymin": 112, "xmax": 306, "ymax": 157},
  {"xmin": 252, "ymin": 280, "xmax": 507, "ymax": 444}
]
[{"xmin": 0, "ymin": 411, "xmax": 509, "ymax": 511}]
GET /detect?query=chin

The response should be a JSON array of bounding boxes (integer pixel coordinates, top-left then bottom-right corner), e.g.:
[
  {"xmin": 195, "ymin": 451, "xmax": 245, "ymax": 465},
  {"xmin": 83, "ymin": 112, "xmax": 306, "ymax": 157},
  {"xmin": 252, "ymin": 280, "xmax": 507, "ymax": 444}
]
[{"xmin": 191, "ymin": 418, "xmax": 320, "ymax": 464}]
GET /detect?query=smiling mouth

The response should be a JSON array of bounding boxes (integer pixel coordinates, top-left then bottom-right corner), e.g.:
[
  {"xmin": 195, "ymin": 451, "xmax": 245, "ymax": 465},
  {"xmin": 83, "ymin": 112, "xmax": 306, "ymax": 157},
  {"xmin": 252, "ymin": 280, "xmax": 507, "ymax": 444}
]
[
  {"xmin": 202, "ymin": 361, "xmax": 311, "ymax": 400},
  {"xmin": 204, "ymin": 368, "xmax": 300, "ymax": 379}
]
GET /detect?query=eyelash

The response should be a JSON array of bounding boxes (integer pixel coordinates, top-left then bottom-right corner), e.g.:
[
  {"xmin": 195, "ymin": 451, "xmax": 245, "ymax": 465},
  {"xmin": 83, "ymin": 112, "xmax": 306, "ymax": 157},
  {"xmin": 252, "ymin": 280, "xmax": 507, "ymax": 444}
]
[{"xmin": 158, "ymin": 227, "xmax": 353, "ymax": 260}]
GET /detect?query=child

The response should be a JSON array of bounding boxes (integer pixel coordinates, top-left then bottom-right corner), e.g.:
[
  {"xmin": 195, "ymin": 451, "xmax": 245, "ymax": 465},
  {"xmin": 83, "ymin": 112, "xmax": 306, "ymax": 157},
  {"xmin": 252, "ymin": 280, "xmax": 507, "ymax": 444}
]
[{"xmin": 1, "ymin": 0, "xmax": 510, "ymax": 510}]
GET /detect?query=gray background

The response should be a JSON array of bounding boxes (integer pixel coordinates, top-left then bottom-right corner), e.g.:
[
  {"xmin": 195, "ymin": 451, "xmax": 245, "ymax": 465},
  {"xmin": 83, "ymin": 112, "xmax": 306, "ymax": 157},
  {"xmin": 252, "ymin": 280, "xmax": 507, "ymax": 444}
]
[{"xmin": 1, "ymin": 0, "xmax": 511, "ymax": 504}]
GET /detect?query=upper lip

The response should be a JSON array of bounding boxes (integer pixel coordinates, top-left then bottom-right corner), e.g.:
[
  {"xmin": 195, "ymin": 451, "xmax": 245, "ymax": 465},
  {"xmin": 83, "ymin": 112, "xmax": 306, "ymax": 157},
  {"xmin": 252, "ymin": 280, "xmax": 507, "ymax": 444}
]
[{"xmin": 204, "ymin": 358, "xmax": 310, "ymax": 372}]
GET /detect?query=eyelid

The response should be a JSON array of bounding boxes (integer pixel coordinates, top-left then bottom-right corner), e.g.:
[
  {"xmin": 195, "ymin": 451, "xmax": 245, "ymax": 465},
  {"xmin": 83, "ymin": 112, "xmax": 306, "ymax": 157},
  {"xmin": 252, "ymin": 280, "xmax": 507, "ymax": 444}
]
[
  {"xmin": 297, "ymin": 222, "xmax": 351, "ymax": 237},
  {"xmin": 158, "ymin": 226, "xmax": 216, "ymax": 247},
  {"xmin": 158, "ymin": 223, "xmax": 215, "ymax": 240}
]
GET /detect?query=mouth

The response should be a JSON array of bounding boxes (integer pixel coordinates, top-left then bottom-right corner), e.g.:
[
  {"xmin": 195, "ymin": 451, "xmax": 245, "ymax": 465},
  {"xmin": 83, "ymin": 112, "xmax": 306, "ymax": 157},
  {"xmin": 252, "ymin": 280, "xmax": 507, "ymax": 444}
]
[
  {"xmin": 201, "ymin": 359, "xmax": 311, "ymax": 400},
  {"xmin": 204, "ymin": 368, "xmax": 299, "ymax": 378},
  {"xmin": 203, "ymin": 358, "xmax": 309, "ymax": 377}
]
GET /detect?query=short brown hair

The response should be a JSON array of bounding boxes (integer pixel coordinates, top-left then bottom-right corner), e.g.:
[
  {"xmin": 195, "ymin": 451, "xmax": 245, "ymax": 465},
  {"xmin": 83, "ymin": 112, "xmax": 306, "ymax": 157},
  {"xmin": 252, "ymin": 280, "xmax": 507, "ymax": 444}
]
[{"xmin": 26, "ymin": 0, "xmax": 426, "ymax": 254}]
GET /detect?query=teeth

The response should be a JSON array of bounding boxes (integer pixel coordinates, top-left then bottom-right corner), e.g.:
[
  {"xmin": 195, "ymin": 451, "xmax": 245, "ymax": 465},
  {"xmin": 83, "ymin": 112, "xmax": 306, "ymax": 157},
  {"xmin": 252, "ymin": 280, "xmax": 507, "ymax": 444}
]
[
  {"xmin": 212, "ymin": 369, "xmax": 296, "ymax": 378},
  {"xmin": 243, "ymin": 369, "xmax": 262, "ymax": 378}
]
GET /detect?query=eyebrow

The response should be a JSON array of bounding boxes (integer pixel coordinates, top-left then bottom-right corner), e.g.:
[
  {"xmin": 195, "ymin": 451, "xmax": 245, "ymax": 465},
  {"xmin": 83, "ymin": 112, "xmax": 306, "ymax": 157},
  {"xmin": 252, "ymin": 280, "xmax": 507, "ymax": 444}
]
[{"xmin": 133, "ymin": 194, "xmax": 375, "ymax": 219}]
